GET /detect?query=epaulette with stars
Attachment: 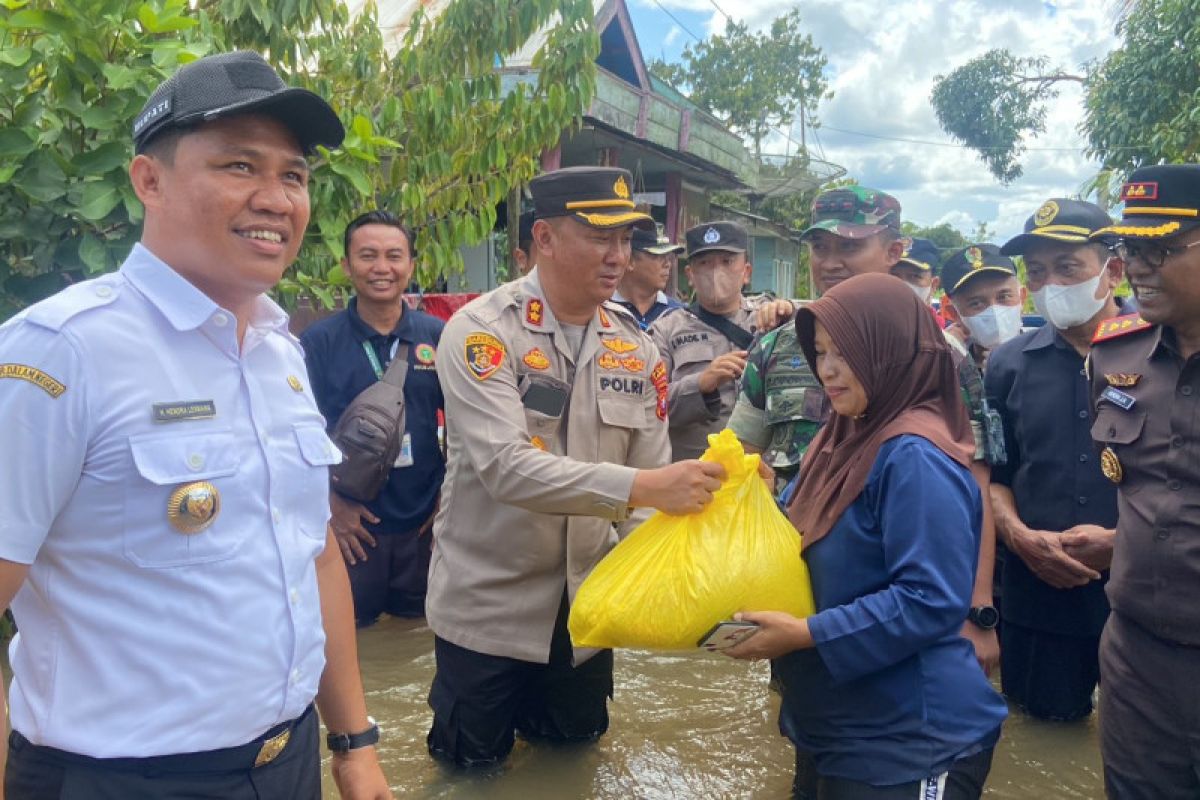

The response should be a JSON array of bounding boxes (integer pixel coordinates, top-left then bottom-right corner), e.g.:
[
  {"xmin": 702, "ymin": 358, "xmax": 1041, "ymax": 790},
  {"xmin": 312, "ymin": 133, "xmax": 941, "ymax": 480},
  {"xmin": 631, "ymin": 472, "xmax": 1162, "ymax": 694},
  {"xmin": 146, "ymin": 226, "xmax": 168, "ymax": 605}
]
[{"xmin": 1092, "ymin": 314, "xmax": 1153, "ymax": 344}]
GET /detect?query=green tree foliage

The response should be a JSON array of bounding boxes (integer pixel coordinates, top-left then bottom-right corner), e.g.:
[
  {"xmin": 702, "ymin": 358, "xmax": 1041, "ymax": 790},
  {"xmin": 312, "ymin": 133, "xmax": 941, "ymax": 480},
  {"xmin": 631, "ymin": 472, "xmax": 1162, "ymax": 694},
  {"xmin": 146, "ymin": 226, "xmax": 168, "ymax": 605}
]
[
  {"xmin": 0, "ymin": 0, "xmax": 599, "ymax": 317},
  {"xmin": 930, "ymin": 50, "xmax": 1083, "ymax": 184},
  {"xmin": 647, "ymin": 10, "xmax": 829, "ymax": 158},
  {"xmin": 931, "ymin": 0, "xmax": 1200, "ymax": 184}
]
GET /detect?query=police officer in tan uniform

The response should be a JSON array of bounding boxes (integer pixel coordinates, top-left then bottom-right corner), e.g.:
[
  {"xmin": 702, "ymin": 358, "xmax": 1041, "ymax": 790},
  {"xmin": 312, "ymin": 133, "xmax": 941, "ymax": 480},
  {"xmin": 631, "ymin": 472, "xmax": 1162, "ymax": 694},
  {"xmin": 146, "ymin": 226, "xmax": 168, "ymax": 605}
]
[
  {"xmin": 426, "ymin": 167, "xmax": 725, "ymax": 768},
  {"xmin": 651, "ymin": 221, "xmax": 794, "ymax": 461},
  {"xmin": 1085, "ymin": 164, "xmax": 1200, "ymax": 800}
]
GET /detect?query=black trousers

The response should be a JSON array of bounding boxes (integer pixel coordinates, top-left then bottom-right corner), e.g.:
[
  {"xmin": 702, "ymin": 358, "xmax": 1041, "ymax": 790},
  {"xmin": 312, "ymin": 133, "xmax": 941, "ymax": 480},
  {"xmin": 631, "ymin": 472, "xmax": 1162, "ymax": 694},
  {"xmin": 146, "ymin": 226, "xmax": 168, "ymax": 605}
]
[
  {"xmin": 1100, "ymin": 613, "xmax": 1200, "ymax": 800},
  {"xmin": 1000, "ymin": 621, "xmax": 1101, "ymax": 721},
  {"xmin": 792, "ymin": 747, "xmax": 994, "ymax": 800},
  {"xmin": 5, "ymin": 705, "xmax": 319, "ymax": 800},
  {"xmin": 426, "ymin": 592, "xmax": 613, "ymax": 768},
  {"xmin": 348, "ymin": 526, "xmax": 431, "ymax": 624}
]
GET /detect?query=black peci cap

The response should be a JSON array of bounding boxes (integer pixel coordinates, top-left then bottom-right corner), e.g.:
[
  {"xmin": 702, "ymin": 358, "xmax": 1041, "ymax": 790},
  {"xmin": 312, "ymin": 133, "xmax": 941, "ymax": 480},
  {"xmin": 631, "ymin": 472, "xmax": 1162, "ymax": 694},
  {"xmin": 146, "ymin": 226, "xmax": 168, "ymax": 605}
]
[
  {"xmin": 897, "ymin": 237, "xmax": 942, "ymax": 273},
  {"xmin": 685, "ymin": 221, "xmax": 748, "ymax": 258},
  {"xmin": 1001, "ymin": 198, "xmax": 1113, "ymax": 255},
  {"xmin": 528, "ymin": 167, "xmax": 654, "ymax": 230},
  {"xmin": 941, "ymin": 243, "xmax": 1018, "ymax": 295},
  {"xmin": 133, "ymin": 51, "xmax": 345, "ymax": 155},
  {"xmin": 1091, "ymin": 164, "xmax": 1200, "ymax": 241}
]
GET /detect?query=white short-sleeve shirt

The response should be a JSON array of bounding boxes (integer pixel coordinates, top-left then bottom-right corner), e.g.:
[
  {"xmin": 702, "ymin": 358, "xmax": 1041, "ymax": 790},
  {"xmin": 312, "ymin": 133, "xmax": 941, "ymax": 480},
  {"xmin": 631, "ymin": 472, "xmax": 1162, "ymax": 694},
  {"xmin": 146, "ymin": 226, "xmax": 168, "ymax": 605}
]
[{"xmin": 0, "ymin": 244, "xmax": 340, "ymax": 757}]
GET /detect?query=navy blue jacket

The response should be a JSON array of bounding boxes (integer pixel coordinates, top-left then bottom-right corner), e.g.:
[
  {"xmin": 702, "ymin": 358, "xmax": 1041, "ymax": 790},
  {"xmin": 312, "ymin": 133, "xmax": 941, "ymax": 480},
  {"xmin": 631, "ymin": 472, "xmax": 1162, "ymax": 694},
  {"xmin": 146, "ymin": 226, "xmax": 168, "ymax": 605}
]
[
  {"xmin": 776, "ymin": 436, "xmax": 1007, "ymax": 785},
  {"xmin": 300, "ymin": 298, "xmax": 444, "ymax": 534}
]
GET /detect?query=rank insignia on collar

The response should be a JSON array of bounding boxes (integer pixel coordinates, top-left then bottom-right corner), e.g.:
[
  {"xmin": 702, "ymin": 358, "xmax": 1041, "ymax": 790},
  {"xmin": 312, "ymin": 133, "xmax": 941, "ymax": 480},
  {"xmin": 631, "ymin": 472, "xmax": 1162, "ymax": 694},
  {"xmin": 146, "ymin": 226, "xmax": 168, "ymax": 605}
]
[
  {"xmin": 597, "ymin": 352, "xmax": 621, "ymax": 370},
  {"xmin": 465, "ymin": 332, "xmax": 506, "ymax": 381},
  {"xmin": 601, "ymin": 337, "xmax": 639, "ymax": 354},
  {"xmin": 1104, "ymin": 373, "xmax": 1141, "ymax": 388},
  {"xmin": 598, "ymin": 307, "xmax": 612, "ymax": 328},
  {"xmin": 525, "ymin": 298, "xmax": 545, "ymax": 327},
  {"xmin": 1093, "ymin": 314, "xmax": 1152, "ymax": 343},
  {"xmin": 531, "ymin": 435, "xmax": 548, "ymax": 451},
  {"xmin": 1100, "ymin": 446, "xmax": 1123, "ymax": 484},
  {"xmin": 287, "ymin": 375, "xmax": 304, "ymax": 392},
  {"xmin": 620, "ymin": 356, "xmax": 645, "ymax": 372},
  {"xmin": 523, "ymin": 348, "xmax": 551, "ymax": 370},
  {"xmin": 167, "ymin": 481, "xmax": 220, "ymax": 534}
]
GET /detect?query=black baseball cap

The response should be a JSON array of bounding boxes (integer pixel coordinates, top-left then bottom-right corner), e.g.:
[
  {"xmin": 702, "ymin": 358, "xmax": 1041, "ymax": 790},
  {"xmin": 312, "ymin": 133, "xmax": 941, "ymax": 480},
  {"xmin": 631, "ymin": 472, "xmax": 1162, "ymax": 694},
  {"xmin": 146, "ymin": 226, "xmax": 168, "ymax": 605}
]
[
  {"xmin": 1001, "ymin": 198, "xmax": 1113, "ymax": 255},
  {"xmin": 897, "ymin": 238, "xmax": 942, "ymax": 273},
  {"xmin": 133, "ymin": 51, "xmax": 345, "ymax": 155},
  {"xmin": 941, "ymin": 243, "xmax": 1018, "ymax": 294},
  {"xmin": 632, "ymin": 227, "xmax": 685, "ymax": 255},
  {"xmin": 529, "ymin": 167, "xmax": 654, "ymax": 230},
  {"xmin": 685, "ymin": 221, "xmax": 748, "ymax": 258},
  {"xmin": 1091, "ymin": 164, "xmax": 1200, "ymax": 240}
]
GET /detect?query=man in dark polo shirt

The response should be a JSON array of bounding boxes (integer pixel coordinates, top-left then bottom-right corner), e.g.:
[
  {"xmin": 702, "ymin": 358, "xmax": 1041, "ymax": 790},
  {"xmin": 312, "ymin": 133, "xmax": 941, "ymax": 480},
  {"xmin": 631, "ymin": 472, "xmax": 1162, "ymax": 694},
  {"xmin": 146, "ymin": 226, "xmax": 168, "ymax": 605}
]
[
  {"xmin": 1087, "ymin": 165, "xmax": 1200, "ymax": 799},
  {"xmin": 986, "ymin": 198, "xmax": 1128, "ymax": 721},
  {"xmin": 301, "ymin": 210, "xmax": 445, "ymax": 624}
]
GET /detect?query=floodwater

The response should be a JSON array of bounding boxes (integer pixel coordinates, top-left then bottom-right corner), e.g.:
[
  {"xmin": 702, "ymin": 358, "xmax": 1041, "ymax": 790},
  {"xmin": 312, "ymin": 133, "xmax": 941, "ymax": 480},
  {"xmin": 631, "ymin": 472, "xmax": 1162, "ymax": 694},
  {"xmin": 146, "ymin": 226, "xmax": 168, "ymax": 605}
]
[{"xmin": 324, "ymin": 617, "xmax": 1104, "ymax": 799}]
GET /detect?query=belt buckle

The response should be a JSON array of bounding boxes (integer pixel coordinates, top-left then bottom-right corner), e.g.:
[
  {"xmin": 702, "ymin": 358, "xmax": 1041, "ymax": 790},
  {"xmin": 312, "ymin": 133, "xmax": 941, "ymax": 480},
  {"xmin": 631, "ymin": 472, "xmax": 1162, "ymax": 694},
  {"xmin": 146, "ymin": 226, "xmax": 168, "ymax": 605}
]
[{"xmin": 254, "ymin": 729, "xmax": 291, "ymax": 768}]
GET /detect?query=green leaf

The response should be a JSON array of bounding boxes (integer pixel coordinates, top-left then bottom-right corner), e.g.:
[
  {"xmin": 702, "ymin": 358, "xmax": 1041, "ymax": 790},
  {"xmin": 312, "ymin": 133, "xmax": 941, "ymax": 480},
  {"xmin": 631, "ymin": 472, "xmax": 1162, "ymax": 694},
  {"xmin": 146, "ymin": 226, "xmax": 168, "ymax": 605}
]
[
  {"xmin": 74, "ymin": 142, "xmax": 130, "ymax": 175},
  {"xmin": 0, "ymin": 128, "xmax": 35, "ymax": 158},
  {"xmin": 78, "ymin": 180, "xmax": 123, "ymax": 221},
  {"xmin": 7, "ymin": 8, "xmax": 73, "ymax": 35},
  {"xmin": 0, "ymin": 47, "xmax": 32, "ymax": 67},
  {"xmin": 78, "ymin": 232, "xmax": 108, "ymax": 273}
]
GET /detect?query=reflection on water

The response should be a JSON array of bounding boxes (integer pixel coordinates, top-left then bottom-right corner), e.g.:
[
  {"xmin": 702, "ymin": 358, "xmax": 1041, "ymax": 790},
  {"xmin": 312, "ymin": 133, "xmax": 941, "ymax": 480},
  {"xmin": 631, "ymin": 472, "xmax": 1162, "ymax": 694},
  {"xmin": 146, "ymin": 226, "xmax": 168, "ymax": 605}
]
[{"xmin": 324, "ymin": 617, "xmax": 1103, "ymax": 799}]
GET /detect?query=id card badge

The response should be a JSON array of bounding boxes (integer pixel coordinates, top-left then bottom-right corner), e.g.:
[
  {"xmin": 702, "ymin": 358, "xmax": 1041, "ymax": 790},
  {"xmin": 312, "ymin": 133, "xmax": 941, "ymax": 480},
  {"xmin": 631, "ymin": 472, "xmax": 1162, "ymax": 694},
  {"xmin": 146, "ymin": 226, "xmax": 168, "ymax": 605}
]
[{"xmin": 394, "ymin": 433, "xmax": 414, "ymax": 468}]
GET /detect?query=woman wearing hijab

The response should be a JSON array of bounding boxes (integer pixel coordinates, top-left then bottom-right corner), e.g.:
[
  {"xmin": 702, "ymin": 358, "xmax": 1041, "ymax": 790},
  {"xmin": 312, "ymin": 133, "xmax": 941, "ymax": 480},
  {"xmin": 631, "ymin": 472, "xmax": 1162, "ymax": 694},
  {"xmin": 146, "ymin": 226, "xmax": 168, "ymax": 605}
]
[{"xmin": 726, "ymin": 273, "xmax": 1007, "ymax": 799}]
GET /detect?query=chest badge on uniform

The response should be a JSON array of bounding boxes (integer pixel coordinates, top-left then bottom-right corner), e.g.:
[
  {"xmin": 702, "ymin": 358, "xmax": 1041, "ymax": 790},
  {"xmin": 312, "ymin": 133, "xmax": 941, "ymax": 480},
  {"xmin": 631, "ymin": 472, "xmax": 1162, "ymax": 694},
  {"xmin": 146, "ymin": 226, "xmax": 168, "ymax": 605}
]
[
  {"xmin": 415, "ymin": 344, "xmax": 436, "ymax": 365},
  {"xmin": 602, "ymin": 337, "xmax": 638, "ymax": 354},
  {"xmin": 523, "ymin": 348, "xmax": 551, "ymax": 370},
  {"xmin": 530, "ymin": 435, "xmax": 548, "ymax": 451},
  {"xmin": 597, "ymin": 352, "xmax": 621, "ymax": 370},
  {"xmin": 1104, "ymin": 373, "xmax": 1141, "ymax": 388},
  {"xmin": 287, "ymin": 375, "xmax": 304, "ymax": 393},
  {"xmin": 651, "ymin": 361, "xmax": 668, "ymax": 420},
  {"xmin": 1100, "ymin": 446, "xmax": 1123, "ymax": 484},
  {"xmin": 465, "ymin": 332, "xmax": 505, "ymax": 381},
  {"xmin": 1101, "ymin": 386, "xmax": 1136, "ymax": 411},
  {"xmin": 620, "ymin": 356, "xmax": 645, "ymax": 372},
  {"xmin": 167, "ymin": 481, "xmax": 220, "ymax": 534}
]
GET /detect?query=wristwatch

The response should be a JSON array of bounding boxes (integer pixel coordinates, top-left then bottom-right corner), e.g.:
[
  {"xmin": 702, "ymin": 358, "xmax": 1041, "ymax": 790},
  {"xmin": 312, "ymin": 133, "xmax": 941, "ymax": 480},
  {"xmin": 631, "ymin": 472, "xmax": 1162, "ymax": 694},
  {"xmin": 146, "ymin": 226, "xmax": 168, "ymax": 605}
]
[
  {"xmin": 967, "ymin": 605, "xmax": 1000, "ymax": 630},
  {"xmin": 327, "ymin": 717, "xmax": 380, "ymax": 753}
]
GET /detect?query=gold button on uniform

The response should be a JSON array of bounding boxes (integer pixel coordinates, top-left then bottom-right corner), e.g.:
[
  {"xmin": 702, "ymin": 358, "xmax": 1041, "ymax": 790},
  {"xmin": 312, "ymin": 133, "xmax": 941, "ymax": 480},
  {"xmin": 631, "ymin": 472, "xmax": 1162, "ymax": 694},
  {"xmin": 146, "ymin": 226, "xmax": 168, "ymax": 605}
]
[{"xmin": 166, "ymin": 481, "xmax": 220, "ymax": 534}]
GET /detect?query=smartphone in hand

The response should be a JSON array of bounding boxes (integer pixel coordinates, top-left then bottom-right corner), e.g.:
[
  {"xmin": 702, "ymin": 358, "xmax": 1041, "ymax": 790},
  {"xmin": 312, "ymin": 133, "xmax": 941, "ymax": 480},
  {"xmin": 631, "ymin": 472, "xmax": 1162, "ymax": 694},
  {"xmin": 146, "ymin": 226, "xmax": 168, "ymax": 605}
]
[{"xmin": 698, "ymin": 620, "xmax": 760, "ymax": 651}]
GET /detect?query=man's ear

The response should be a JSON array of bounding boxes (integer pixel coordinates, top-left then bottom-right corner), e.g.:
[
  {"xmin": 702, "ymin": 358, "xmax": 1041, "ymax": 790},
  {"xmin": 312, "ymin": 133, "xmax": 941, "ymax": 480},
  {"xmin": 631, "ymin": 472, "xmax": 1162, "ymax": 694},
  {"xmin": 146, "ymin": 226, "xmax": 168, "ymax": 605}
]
[
  {"xmin": 531, "ymin": 219, "xmax": 554, "ymax": 259},
  {"xmin": 1019, "ymin": 285, "xmax": 1029, "ymax": 305},
  {"xmin": 931, "ymin": 276, "xmax": 941, "ymax": 293},
  {"xmin": 883, "ymin": 236, "xmax": 905, "ymax": 267},
  {"xmin": 1104, "ymin": 255, "xmax": 1126, "ymax": 292},
  {"xmin": 129, "ymin": 154, "xmax": 167, "ymax": 210},
  {"xmin": 742, "ymin": 261, "xmax": 752, "ymax": 287}
]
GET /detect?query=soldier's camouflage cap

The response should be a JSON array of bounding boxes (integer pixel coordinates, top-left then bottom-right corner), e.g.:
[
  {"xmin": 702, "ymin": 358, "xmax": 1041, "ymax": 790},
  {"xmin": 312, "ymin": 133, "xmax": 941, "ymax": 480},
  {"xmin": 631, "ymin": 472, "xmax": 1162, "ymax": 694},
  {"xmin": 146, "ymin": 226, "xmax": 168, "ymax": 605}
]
[{"xmin": 800, "ymin": 186, "xmax": 902, "ymax": 240}]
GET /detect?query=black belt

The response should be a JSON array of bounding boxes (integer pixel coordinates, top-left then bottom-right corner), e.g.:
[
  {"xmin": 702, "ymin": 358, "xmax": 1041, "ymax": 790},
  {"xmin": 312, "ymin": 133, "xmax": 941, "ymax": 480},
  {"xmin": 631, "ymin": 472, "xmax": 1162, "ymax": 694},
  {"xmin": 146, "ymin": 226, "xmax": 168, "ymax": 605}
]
[{"xmin": 9, "ymin": 703, "xmax": 313, "ymax": 773}]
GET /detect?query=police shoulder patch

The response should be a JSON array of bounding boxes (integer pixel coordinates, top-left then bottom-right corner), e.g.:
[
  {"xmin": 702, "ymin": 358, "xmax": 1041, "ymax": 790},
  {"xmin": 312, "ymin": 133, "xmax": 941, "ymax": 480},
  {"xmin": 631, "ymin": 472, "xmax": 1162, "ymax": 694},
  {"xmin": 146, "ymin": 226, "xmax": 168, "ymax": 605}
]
[
  {"xmin": 1092, "ymin": 314, "xmax": 1153, "ymax": 344},
  {"xmin": 464, "ymin": 332, "xmax": 506, "ymax": 381}
]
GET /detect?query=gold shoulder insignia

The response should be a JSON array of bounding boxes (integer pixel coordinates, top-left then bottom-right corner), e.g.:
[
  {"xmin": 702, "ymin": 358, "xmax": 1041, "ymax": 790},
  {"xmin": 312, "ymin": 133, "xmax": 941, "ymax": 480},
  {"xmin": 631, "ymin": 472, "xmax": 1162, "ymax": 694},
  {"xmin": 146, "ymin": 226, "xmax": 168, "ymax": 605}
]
[
  {"xmin": 601, "ymin": 337, "xmax": 639, "ymax": 354},
  {"xmin": 1092, "ymin": 314, "xmax": 1153, "ymax": 344}
]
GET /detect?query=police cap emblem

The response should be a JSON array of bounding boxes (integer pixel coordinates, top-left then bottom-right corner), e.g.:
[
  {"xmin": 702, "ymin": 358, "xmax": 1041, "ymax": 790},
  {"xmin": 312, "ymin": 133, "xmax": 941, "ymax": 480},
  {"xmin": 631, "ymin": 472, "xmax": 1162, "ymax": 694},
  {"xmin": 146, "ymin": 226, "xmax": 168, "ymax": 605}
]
[{"xmin": 703, "ymin": 227, "xmax": 721, "ymax": 244}]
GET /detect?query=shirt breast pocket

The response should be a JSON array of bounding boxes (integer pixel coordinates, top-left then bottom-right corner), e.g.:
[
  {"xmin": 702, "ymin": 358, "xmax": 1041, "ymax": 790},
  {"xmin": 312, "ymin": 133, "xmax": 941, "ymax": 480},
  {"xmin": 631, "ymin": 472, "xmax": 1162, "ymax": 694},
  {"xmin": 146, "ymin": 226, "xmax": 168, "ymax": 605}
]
[
  {"xmin": 125, "ymin": 430, "xmax": 243, "ymax": 568},
  {"xmin": 597, "ymin": 396, "xmax": 644, "ymax": 457},
  {"xmin": 1091, "ymin": 405, "xmax": 1146, "ymax": 493},
  {"xmin": 290, "ymin": 423, "xmax": 342, "ymax": 539},
  {"xmin": 674, "ymin": 342, "xmax": 718, "ymax": 373}
]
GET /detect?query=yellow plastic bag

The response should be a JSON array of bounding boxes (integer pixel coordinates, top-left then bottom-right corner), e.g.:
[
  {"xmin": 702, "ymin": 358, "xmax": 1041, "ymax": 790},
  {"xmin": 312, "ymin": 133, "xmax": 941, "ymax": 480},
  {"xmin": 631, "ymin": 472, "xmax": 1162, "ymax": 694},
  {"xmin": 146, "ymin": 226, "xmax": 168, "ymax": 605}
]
[{"xmin": 569, "ymin": 429, "xmax": 816, "ymax": 650}]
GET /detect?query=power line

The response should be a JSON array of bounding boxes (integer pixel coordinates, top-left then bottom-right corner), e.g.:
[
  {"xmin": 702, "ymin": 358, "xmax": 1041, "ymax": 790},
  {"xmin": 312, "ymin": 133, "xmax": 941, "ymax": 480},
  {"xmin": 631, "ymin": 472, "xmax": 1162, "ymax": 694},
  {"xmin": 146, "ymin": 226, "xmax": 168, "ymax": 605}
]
[{"xmin": 647, "ymin": 0, "xmax": 704, "ymax": 45}]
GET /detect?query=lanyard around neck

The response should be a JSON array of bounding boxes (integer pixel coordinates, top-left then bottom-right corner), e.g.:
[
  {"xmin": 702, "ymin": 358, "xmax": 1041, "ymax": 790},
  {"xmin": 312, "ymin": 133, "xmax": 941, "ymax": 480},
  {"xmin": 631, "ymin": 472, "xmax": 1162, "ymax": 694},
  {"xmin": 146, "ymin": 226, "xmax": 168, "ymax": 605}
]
[{"xmin": 361, "ymin": 339, "xmax": 400, "ymax": 381}]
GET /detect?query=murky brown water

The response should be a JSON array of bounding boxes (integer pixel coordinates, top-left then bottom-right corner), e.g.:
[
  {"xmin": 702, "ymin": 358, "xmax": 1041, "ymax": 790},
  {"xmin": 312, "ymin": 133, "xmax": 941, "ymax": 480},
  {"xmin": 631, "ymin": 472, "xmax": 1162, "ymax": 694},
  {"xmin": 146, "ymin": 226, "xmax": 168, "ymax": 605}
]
[{"xmin": 324, "ymin": 617, "xmax": 1104, "ymax": 799}]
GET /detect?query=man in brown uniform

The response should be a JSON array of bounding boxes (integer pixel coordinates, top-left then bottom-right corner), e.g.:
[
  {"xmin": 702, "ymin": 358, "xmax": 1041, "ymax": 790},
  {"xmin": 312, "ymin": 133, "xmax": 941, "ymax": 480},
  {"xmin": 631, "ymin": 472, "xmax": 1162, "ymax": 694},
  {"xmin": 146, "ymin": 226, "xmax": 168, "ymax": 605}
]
[
  {"xmin": 650, "ymin": 221, "xmax": 793, "ymax": 460},
  {"xmin": 426, "ymin": 167, "xmax": 725, "ymax": 768},
  {"xmin": 1087, "ymin": 164, "xmax": 1200, "ymax": 800}
]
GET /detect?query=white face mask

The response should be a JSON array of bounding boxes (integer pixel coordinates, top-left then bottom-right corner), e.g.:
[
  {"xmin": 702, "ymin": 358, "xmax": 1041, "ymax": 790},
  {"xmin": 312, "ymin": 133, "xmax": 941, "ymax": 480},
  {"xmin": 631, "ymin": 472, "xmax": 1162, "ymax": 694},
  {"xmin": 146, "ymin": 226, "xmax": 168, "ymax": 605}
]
[
  {"xmin": 1032, "ymin": 273, "xmax": 1109, "ymax": 330},
  {"xmin": 963, "ymin": 303, "xmax": 1023, "ymax": 349},
  {"xmin": 908, "ymin": 282, "xmax": 933, "ymax": 304}
]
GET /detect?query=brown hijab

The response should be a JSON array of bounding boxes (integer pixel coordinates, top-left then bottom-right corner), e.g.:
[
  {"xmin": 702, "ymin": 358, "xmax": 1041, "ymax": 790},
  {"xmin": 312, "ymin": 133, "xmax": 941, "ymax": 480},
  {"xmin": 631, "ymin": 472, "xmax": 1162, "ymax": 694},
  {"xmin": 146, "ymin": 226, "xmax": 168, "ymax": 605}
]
[{"xmin": 788, "ymin": 272, "xmax": 974, "ymax": 550}]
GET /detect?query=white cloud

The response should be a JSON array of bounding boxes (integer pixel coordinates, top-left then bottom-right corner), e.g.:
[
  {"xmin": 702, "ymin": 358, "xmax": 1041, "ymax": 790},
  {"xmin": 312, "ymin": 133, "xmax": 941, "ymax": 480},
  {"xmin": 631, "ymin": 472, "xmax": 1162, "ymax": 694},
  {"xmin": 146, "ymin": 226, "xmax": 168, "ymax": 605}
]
[
  {"xmin": 639, "ymin": 0, "xmax": 1122, "ymax": 242},
  {"xmin": 663, "ymin": 25, "xmax": 681, "ymax": 47}
]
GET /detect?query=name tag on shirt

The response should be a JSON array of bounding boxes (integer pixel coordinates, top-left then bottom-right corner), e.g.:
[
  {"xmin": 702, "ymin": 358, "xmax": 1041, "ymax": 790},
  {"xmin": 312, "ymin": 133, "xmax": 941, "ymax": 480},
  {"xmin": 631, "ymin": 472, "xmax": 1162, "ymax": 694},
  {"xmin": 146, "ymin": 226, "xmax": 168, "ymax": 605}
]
[
  {"xmin": 1101, "ymin": 386, "xmax": 1136, "ymax": 411},
  {"xmin": 394, "ymin": 433, "xmax": 414, "ymax": 468},
  {"xmin": 153, "ymin": 400, "xmax": 216, "ymax": 422}
]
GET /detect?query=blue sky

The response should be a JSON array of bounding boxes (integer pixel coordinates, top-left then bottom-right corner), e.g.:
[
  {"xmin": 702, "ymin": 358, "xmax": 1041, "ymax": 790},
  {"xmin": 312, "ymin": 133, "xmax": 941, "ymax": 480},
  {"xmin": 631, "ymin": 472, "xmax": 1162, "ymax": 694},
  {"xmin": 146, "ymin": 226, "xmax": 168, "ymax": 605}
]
[{"xmin": 622, "ymin": 0, "xmax": 1121, "ymax": 242}]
